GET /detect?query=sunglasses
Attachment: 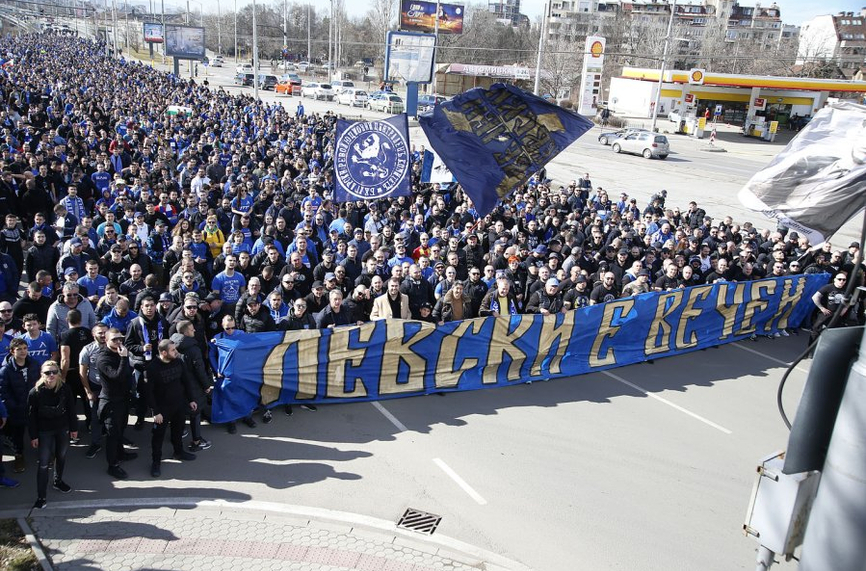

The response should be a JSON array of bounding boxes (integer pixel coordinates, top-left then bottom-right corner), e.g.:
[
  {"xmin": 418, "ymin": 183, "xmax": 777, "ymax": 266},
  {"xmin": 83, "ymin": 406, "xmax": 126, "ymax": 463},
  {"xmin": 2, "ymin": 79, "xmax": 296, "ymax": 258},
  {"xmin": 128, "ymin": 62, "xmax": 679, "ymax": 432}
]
[
  {"xmin": 185, "ymin": 305, "xmax": 198, "ymax": 310},
  {"xmin": 224, "ymin": 327, "xmax": 235, "ymax": 332},
  {"xmin": 109, "ymin": 337, "xmax": 123, "ymax": 343},
  {"xmin": 43, "ymin": 369, "xmax": 59, "ymax": 376}
]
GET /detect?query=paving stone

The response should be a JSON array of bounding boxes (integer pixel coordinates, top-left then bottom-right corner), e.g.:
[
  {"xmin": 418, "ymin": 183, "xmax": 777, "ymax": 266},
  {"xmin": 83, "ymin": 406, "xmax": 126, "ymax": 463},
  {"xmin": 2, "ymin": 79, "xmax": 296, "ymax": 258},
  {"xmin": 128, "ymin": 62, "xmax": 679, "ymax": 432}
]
[
  {"xmin": 136, "ymin": 538, "xmax": 169, "ymax": 553},
  {"xmin": 382, "ymin": 560, "xmax": 417, "ymax": 571},
  {"xmin": 75, "ymin": 538, "xmax": 112, "ymax": 553},
  {"xmin": 275, "ymin": 543, "xmax": 309, "ymax": 562},
  {"xmin": 356, "ymin": 553, "xmax": 388, "ymax": 571},
  {"xmin": 106, "ymin": 537, "xmax": 142, "ymax": 552}
]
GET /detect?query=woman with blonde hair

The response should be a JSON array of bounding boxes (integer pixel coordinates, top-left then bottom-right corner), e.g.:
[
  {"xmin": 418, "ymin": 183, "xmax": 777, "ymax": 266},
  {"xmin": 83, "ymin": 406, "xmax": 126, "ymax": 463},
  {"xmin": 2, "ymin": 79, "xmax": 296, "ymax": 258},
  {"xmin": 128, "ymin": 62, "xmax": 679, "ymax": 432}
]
[{"xmin": 27, "ymin": 360, "xmax": 78, "ymax": 509}]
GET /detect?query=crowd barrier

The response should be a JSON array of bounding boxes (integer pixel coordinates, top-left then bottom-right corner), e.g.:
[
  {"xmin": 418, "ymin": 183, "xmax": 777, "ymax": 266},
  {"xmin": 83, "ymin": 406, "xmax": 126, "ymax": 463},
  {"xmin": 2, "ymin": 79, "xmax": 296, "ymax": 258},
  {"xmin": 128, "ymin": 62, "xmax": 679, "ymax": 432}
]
[{"xmin": 210, "ymin": 274, "xmax": 826, "ymax": 423}]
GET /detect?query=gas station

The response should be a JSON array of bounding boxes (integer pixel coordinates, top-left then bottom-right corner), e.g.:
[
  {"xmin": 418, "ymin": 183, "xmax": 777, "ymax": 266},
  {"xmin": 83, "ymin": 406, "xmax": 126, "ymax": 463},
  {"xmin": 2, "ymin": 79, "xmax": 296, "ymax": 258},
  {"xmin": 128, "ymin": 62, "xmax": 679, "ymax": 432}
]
[{"xmin": 608, "ymin": 67, "xmax": 866, "ymax": 139}]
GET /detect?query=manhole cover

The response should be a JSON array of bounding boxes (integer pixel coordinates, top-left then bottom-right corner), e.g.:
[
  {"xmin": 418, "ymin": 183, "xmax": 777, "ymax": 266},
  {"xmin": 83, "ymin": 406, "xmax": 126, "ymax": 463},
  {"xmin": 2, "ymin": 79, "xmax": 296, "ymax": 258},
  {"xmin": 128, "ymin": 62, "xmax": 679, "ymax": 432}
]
[{"xmin": 397, "ymin": 508, "xmax": 442, "ymax": 535}]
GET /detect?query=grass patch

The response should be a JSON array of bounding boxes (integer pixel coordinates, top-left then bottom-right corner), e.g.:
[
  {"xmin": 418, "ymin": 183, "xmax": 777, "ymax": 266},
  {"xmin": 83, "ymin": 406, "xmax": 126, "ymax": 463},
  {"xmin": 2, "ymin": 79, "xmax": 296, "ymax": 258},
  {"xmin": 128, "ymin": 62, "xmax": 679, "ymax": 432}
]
[{"xmin": 0, "ymin": 519, "xmax": 39, "ymax": 571}]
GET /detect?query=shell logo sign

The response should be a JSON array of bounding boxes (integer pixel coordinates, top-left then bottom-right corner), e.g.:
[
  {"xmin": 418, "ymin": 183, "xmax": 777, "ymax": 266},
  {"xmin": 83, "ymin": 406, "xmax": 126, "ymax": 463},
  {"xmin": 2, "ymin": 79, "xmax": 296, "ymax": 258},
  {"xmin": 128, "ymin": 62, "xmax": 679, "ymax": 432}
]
[
  {"xmin": 689, "ymin": 68, "xmax": 705, "ymax": 85},
  {"xmin": 590, "ymin": 41, "xmax": 604, "ymax": 58}
]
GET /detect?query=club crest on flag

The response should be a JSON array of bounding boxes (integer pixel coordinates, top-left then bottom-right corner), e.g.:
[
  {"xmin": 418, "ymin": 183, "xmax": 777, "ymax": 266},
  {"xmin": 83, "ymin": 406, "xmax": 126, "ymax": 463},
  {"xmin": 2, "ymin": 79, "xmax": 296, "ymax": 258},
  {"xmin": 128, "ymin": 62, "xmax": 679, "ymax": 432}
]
[{"xmin": 335, "ymin": 115, "xmax": 411, "ymax": 202}]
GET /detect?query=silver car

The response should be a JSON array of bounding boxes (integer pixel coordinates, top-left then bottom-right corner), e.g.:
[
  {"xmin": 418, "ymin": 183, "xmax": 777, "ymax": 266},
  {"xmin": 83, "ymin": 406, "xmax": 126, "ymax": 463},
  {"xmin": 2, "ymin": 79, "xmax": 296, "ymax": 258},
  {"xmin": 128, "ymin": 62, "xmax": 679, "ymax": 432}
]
[
  {"xmin": 611, "ymin": 132, "xmax": 670, "ymax": 159},
  {"xmin": 598, "ymin": 127, "xmax": 649, "ymax": 146}
]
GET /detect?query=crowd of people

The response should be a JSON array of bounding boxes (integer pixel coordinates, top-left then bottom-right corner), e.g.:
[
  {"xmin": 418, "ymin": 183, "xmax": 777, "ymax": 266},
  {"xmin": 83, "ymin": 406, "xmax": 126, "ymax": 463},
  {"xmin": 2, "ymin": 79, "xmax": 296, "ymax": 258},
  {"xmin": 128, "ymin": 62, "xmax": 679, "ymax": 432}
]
[{"xmin": 0, "ymin": 32, "xmax": 860, "ymax": 509}]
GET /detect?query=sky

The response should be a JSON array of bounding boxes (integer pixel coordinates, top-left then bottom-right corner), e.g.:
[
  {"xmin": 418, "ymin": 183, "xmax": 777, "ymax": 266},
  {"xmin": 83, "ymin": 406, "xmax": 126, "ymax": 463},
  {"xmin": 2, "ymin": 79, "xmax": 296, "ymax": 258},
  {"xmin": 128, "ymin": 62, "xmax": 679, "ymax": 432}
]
[{"xmin": 170, "ymin": 0, "xmax": 862, "ymax": 27}]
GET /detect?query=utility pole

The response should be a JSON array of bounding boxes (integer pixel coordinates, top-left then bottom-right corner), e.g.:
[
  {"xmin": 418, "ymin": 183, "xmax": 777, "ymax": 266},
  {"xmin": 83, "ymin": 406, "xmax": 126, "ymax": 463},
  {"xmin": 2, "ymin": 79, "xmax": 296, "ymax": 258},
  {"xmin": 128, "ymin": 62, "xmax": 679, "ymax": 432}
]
[
  {"xmin": 161, "ymin": 0, "xmax": 165, "ymax": 56},
  {"xmin": 234, "ymin": 0, "xmax": 238, "ymax": 62},
  {"xmin": 283, "ymin": 0, "xmax": 287, "ymax": 49},
  {"xmin": 253, "ymin": 0, "xmax": 259, "ymax": 99},
  {"xmin": 111, "ymin": 0, "xmax": 118, "ymax": 57},
  {"xmin": 124, "ymin": 0, "xmax": 129, "ymax": 48},
  {"xmin": 217, "ymin": 0, "xmax": 222, "ymax": 55},
  {"xmin": 328, "ymin": 0, "xmax": 333, "ymax": 83},
  {"xmin": 307, "ymin": 4, "xmax": 311, "ymax": 62},
  {"xmin": 650, "ymin": 0, "xmax": 677, "ymax": 133},
  {"xmin": 533, "ymin": 0, "xmax": 549, "ymax": 96}
]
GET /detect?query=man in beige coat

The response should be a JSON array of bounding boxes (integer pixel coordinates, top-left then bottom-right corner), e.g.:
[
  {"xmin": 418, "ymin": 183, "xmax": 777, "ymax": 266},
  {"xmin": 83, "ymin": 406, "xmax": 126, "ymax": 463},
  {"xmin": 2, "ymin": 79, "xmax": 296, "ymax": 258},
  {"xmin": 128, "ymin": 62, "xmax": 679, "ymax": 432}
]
[{"xmin": 370, "ymin": 278, "xmax": 411, "ymax": 320}]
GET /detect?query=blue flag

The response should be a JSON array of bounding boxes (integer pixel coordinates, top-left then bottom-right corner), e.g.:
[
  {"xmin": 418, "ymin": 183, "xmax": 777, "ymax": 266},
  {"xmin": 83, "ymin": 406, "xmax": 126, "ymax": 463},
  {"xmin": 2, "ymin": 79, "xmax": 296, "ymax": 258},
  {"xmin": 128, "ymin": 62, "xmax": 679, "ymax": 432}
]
[
  {"xmin": 419, "ymin": 83, "xmax": 594, "ymax": 216},
  {"xmin": 334, "ymin": 115, "xmax": 411, "ymax": 203}
]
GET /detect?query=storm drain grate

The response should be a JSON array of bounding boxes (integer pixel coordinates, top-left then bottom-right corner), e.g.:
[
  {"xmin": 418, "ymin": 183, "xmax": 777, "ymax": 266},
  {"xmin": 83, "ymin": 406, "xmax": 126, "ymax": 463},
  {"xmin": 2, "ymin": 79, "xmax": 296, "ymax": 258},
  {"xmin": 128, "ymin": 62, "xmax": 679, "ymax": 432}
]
[{"xmin": 397, "ymin": 508, "xmax": 442, "ymax": 535}]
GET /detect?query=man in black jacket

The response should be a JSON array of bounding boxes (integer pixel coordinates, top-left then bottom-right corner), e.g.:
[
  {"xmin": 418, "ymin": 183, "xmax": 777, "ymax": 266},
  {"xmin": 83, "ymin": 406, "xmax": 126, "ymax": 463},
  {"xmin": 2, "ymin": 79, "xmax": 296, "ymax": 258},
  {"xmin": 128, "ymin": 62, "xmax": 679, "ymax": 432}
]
[
  {"xmin": 124, "ymin": 294, "xmax": 170, "ymax": 430},
  {"xmin": 170, "ymin": 320, "xmax": 213, "ymax": 452},
  {"xmin": 96, "ymin": 328, "xmax": 137, "ymax": 480},
  {"xmin": 144, "ymin": 339, "xmax": 197, "ymax": 478}
]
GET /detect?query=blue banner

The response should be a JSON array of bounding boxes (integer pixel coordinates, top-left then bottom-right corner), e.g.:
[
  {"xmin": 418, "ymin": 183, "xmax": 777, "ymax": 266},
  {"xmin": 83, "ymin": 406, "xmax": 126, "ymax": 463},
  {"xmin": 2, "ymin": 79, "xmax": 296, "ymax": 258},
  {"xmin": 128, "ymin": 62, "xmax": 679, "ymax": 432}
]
[
  {"xmin": 210, "ymin": 275, "xmax": 826, "ymax": 423},
  {"xmin": 418, "ymin": 83, "xmax": 594, "ymax": 216},
  {"xmin": 334, "ymin": 115, "xmax": 411, "ymax": 203}
]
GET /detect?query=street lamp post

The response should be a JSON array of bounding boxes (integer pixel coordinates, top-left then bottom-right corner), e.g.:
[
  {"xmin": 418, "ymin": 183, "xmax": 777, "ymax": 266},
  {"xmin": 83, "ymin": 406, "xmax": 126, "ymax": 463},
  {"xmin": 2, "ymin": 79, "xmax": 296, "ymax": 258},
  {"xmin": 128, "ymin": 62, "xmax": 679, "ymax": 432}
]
[
  {"xmin": 533, "ymin": 0, "xmax": 550, "ymax": 96},
  {"xmin": 217, "ymin": 0, "xmax": 222, "ymax": 55},
  {"xmin": 328, "ymin": 0, "xmax": 333, "ymax": 83},
  {"xmin": 234, "ymin": 0, "xmax": 238, "ymax": 62},
  {"xmin": 650, "ymin": 0, "xmax": 677, "ymax": 133}
]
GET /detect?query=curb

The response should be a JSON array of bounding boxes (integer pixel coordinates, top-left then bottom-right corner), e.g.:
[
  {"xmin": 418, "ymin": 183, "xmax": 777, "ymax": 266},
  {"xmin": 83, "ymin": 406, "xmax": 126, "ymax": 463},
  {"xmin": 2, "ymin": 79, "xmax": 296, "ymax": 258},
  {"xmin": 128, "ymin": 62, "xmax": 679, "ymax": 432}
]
[
  {"xmin": 25, "ymin": 497, "xmax": 530, "ymax": 571},
  {"xmin": 699, "ymin": 146, "xmax": 728, "ymax": 153},
  {"xmin": 17, "ymin": 517, "xmax": 53, "ymax": 571}
]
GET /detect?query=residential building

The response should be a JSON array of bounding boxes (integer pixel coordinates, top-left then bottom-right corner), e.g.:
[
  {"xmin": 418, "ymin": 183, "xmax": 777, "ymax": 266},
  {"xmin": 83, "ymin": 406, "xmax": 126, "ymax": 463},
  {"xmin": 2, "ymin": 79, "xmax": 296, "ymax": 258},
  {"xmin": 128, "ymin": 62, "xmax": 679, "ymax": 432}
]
[{"xmin": 798, "ymin": 11, "xmax": 866, "ymax": 79}]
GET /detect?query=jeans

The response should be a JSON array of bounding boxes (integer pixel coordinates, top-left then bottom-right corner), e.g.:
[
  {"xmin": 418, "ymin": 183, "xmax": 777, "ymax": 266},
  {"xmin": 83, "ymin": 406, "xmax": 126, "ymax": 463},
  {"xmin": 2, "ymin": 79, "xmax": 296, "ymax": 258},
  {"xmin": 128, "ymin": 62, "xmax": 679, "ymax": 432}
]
[
  {"xmin": 89, "ymin": 396, "xmax": 104, "ymax": 446},
  {"xmin": 37, "ymin": 429, "xmax": 69, "ymax": 498},
  {"xmin": 66, "ymin": 372, "xmax": 92, "ymax": 426}
]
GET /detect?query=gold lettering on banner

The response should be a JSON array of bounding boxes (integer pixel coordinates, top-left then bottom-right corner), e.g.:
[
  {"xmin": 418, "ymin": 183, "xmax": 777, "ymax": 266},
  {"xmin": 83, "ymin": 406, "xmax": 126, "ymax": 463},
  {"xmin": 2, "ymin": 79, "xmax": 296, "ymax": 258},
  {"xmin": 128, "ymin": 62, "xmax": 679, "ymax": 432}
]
[
  {"xmin": 589, "ymin": 300, "xmax": 635, "ymax": 368},
  {"xmin": 530, "ymin": 311, "xmax": 576, "ymax": 377},
  {"xmin": 717, "ymin": 283, "xmax": 746, "ymax": 340},
  {"xmin": 294, "ymin": 332, "xmax": 323, "ymax": 401},
  {"xmin": 737, "ymin": 281, "xmax": 775, "ymax": 335},
  {"xmin": 436, "ymin": 319, "xmax": 486, "ymax": 389},
  {"xmin": 676, "ymin": 286, "xmax": 713, "ymax": 350},
  {"xmin": 645, "ymin": 291, "xmax": 683, "ymax": 356},
  {"xmin": 259, "ymin": 331, "xmax": 321, "ymax": 405},
  {"xmin": 326, "ymin": 325, "xmax": 373, "ymax": 399},
  {"xmin": 769, "ymin": 278, "xmax": 805, "ymax": 331},
  {"xmin": 379, "ymin": 321, "xmax": 434, "ymax": 395},
  {"xmin": 483, "ymin": 315, "xmax": 534, "ymax": 384}
]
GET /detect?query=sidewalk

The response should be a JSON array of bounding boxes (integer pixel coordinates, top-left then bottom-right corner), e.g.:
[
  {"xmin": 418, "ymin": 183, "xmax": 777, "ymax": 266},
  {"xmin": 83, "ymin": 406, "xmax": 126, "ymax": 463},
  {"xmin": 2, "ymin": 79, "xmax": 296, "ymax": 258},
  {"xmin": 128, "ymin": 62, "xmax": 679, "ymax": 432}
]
[{"xmin": 8, "ymin": 498, "xmax": 526, "ymax": 571}]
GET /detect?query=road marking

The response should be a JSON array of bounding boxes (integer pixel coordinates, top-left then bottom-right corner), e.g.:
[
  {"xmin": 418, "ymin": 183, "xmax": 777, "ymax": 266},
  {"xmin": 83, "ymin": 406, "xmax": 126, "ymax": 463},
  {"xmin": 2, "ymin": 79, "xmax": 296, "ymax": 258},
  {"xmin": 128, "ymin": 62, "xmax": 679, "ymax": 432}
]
[
  {"xmin": 371, "ymin": 401, "xmax": 408, "ymax": 432},
  {"xmin": 731, "ymin": 342, "xmax": 811, "ymax": 374},
  {"xmin": 602, "ymin": 371, "xmax": 733, "ymax": 435},
  {"xmin": 433, "ymin": 458, "xmax": 487, "ymax": 506}
]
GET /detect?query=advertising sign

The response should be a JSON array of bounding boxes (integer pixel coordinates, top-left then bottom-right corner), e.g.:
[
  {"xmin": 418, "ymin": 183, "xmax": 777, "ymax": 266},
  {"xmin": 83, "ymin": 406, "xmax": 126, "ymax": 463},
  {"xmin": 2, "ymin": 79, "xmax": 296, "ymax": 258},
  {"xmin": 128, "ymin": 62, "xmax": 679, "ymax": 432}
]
[
  {"xmin": 143, "ymin": 22, "xmax": 164, "ymax": 43},
  {"xmin": 164, "ymin": 24, "xmax": 205, "ymax": 59},
  {"xmin": 385, "ymin": 31, "xmax": 436, "ymax": 84},
  {"xmin": 753, "ymin": 97, "xmax": 766, "ymax": 110},
  {"xmin": 685, "ymin": 93, "xmax": 695, "ymax": 104},
  {"xmin": 577, "ymin": 35, "xmax": 605, "ymax": 116},
  {"xmin": 689, "ymin": 68, "xmax": 705, "ymax": 85},
  {"xmin": 400, "ymin": 1, "xmax": 464, "ymax": 34}
]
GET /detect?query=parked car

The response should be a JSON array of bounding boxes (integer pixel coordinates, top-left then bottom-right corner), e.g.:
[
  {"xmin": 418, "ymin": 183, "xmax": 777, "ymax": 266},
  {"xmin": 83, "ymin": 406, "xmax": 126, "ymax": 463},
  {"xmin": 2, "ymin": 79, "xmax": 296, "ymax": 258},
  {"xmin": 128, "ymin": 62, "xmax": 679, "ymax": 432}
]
[
  {"xmin": 258, "ymin": 74, "xmax": 279, "ymax": 90},
  {"xmin": 611, "ymin": 132, "xmax": 670, "ymax": 159},
  {"xmin": 417, "ymin": 94, "xmax": 446, "ymax": 113},
  {"xmin": 330, "ymin": 80, "xmax": 355, "ymax": 93},
  {"xmin": 236, "ymin": 63, "xmax": 253, "ymax": 74},
  {"xmin": 598, "ymin": 127, "xmax": 649, "ymax": 146},
  {"xmin": 302, "ymin": 82, "xmax": 335, "ymax": 100},
  {"xmin": 280, "ymin": 73, "xmax": 302, "ymax": 85},
  {"xmin": 275, "ymin": 81, "xmax": 298, "ymax": 95},
  {"xmin": 234, "ymin": 72, "xmax": 254, "ymax": 86},
  {"xmin": 337, "ymin": 88, "xmax": 369, "ymax": 107},
  {"xmin": 296, "ymin": 61, "xmax": 311, "ymax": 73},
  {"xmin": 211, "ymin": 55, "xmax": 224, "ymax": 67},
  {"xmin": 368, "ymin": 92, "xmax": 405, "ymax": 114}
]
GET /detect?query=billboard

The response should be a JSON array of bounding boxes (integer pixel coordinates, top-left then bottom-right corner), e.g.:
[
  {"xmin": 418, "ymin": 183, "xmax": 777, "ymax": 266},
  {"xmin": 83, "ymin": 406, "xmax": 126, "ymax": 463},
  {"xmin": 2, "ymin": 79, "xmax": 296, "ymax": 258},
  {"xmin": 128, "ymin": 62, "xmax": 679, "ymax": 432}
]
[
  {"xmin": 400, "ymin": 1, "xmax": 464, "ymax": 34},
  {"xmin": 164, "ymin": 24, "xmax": 205, "ymax": 59},
  {"xmin": 577, "ymin": 36, "xmax": 605, "ymax": 116},
  {"xmin": 385, "ymin": 31, "xmax": 436, "ymax": 84},
  {"xmin": 143, "ymin": 22, "xmax": 163, "ymax": 43}
]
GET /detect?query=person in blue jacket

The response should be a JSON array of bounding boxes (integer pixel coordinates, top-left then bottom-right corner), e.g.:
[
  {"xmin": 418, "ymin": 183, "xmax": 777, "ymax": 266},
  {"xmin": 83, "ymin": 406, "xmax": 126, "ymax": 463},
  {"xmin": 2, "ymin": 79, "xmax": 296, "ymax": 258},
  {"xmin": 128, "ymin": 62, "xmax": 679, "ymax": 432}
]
[{"xmin": 101, "ymin": 298, "xmax": 137, "ymax": 334}]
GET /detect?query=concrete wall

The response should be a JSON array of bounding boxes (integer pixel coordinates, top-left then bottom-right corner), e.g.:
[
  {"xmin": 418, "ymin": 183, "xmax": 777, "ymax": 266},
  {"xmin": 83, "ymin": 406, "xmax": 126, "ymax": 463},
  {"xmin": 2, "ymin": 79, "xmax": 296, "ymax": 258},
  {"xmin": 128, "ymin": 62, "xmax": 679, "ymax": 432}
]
[{"xmin": 608, "ymin": 76, "xmax": 657, "ymax": 117}]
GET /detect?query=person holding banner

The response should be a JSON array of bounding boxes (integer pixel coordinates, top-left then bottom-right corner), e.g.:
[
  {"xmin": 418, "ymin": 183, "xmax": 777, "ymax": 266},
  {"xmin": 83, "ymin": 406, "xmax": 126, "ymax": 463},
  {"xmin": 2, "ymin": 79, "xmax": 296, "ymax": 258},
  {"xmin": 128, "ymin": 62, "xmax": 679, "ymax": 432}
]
[
  {"xmin": 432, "ymin": 281, "xmax": 472, "ymax": 324},
  {"xmin": 479, "ymin": 278, "xmax": 520, "ymax": 317}
]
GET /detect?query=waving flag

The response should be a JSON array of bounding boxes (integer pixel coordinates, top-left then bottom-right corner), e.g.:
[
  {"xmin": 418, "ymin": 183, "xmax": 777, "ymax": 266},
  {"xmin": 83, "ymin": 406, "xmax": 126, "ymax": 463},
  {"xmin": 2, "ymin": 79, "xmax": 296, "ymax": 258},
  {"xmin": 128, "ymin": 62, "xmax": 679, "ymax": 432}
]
[
  {"xmin": 334, "ymin": 115, "xmax": 411, "ymax": 203},
  {"xmin": 739, "ymin": 101, "xmax": 866, "ymax": 244},
  {"xmin": 419, "ymin": 83, "xmax": 593, "ymax": 216}
]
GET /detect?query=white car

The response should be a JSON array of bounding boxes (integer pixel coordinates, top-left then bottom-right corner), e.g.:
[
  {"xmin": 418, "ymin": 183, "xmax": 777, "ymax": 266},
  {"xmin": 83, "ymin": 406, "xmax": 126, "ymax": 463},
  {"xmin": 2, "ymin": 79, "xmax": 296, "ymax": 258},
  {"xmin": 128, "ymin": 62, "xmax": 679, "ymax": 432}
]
[
  {"xmin": 337, "ymin": 88, "xmax": 369, "ymax": 107},
  {"xmin": 211, "ymin": 55, "xmax": 224, "ymax": 67},
  {"xmin": 302, "ymin": 82, "xmax": 335, "ymax": 100},
  {"xmin": 611, "ymin": 132, "xmax": 670, "ymax": 159},
  {"xmin": 296, "ymin": 61, "xmax": 311, "ymax": 73},
  {"xmin": 235, "ymin": 63, "xmax": 253, "ymax": 74},
  {"xmin": 330, "ymin": 80, "xmax": 355, "ymax": 94}
]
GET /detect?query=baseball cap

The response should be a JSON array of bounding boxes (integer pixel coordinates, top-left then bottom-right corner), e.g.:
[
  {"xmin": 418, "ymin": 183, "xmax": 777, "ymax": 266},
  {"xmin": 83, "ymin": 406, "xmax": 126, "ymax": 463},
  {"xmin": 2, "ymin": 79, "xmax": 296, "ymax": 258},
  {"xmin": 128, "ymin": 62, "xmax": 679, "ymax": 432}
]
[
  {"xmin": 324, "ymin": 272, "xmax": 336, "ymax": 281},
  {"xmin": 575, "ymin": 275, "xmax": 587, "ymax": 284},
  {"xmin": 155, "ymin": 219, "xmax": 166, "ymax": 227},
  {"xmin": 545, "ymin": 278, "xmax": 559, "ymax": 287},
  {"xmin": 312, "ymin": 280, "xmax": 324, "ymax": 289},
  {"xmin": 534, "ymin": 245, "xmax": 548, "ymax": 255},
  {"xmin": 63, "ymin": 267, "xmax": 78, "ymax": 276},
  {"xmin": 354, "ymin": 228, "xmax": 363, "ymax": 234},
  {"xmin": 434, "ymin": 260, "xmax": 445, "ymax": 268},
  {"xmin": 618, "ymin": 248, "xmax": 629, "ymax": 256},
  {"xmin": 69, "ymin": 237, "xmax": 83, "ymax": 247},
  {"xmin": 689, "ymin": 256, "xmax": 701, "ymax": 264},
  {"xmin": 851, "ymin": 242, "xmax": 860, "ymax": 249},
  {"xmin": 638, "ymin": 269, "xmax": 650, "ymax": 277},
  {"xmin": 159, "ymin": 292, "xmax": 173, "ymax": 302}
]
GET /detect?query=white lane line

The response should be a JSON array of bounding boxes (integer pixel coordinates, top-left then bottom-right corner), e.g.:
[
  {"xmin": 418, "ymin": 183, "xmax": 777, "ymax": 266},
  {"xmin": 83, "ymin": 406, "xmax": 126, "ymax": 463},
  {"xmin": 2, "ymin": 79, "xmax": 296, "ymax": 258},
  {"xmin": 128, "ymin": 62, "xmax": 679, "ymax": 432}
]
[
  {"xmin": 731, "ymin": 342, "xmax": 811, "ymax": 374},
  {"xmin": 371, "ymin": 401, "xmax": 408, "ymax": 432},
  {"xmin": 602, "ymin": 371, "xmax": 733, "ymax": 435},
  {"xmin": 433, "ymin": 458, "xmax": 488, "ymax": 505}
]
